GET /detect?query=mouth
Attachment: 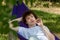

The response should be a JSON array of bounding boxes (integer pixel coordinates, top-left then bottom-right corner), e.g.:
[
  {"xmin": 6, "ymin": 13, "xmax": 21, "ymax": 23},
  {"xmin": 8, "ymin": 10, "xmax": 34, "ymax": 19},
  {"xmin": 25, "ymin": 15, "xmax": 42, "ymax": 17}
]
[{"xmin": 31, "ymin": 20, "xmax": 34, "ymax": 23}]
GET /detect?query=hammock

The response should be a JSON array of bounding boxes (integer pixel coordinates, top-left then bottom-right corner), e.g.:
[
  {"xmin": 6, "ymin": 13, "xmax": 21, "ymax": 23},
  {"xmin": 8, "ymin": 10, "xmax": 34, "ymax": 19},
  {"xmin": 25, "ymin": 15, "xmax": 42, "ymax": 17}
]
[{"xmin": 12, "ymin": 1, "xmax": 60, "ymax": 40}]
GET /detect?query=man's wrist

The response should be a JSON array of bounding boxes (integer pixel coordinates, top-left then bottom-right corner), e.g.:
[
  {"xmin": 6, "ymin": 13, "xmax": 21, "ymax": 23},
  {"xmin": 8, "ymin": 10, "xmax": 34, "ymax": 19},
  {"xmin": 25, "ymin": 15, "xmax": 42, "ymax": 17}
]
[{"xmin": 39, "ymin": 24, "xmax": 44, "ymax": 27}]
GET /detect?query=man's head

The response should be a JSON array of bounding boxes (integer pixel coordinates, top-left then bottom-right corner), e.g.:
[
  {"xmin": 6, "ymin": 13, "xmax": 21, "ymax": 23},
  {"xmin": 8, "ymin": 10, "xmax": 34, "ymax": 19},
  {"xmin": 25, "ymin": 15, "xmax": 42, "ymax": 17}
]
[{"xmin": 22, "ymin": 10, "xmax": 38, "ymax": 26}]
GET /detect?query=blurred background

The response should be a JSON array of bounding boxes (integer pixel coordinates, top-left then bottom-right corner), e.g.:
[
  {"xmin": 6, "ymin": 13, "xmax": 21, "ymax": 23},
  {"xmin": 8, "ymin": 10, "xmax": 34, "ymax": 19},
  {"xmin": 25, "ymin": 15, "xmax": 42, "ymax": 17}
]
[{"xmin": 0, "ymin": 0, "xmax": 60, "ymax": 40}]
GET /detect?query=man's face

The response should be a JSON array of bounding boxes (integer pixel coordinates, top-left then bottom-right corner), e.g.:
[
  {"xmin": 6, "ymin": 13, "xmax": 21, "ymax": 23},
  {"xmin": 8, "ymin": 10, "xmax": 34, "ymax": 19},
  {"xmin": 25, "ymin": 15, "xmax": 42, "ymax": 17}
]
[{"xmin": 25, "ymin": 14, "xmax": 36, "ymax": 26}]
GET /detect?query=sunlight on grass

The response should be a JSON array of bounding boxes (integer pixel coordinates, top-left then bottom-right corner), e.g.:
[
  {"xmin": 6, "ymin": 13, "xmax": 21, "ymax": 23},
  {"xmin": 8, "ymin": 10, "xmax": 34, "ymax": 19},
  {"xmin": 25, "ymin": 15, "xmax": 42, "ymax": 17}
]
[{"xmin": 33, "ymin": 10, "xmax": 60, "ymax": 33}]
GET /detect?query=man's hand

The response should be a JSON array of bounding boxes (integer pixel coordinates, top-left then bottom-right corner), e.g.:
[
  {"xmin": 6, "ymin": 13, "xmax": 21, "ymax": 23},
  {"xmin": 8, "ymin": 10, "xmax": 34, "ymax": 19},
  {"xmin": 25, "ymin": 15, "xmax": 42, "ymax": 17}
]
[
  {"xmin": 8, "ymin": 20, "xmax": 12, "ymax": 23},
  {"xmin": 36, "ymin": 18, "xmax": 44, "ymax": 27},
  {"xmin": 8, "ymin": 19, "xmax": 19, "ymax": 32}
]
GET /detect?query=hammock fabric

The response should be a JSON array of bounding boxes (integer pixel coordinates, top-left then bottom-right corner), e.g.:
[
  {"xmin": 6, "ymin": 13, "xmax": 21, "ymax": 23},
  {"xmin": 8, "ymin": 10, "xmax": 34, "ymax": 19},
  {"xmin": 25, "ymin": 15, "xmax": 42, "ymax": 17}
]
[{"xmin": 12, "ymin": 1, "xmax": 60, "ymax": 40}]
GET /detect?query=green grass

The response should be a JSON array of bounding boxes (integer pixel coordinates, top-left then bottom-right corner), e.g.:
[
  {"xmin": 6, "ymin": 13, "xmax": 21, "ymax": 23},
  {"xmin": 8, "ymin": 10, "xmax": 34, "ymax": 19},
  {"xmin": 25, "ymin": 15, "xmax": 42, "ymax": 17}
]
[
  {"xmin": 33, "ymin": 10, "xmax": 60, "ymax": 33},
  {"xmin": 0, "ymin": 34, "xmax": 8, "ymax": 40}
]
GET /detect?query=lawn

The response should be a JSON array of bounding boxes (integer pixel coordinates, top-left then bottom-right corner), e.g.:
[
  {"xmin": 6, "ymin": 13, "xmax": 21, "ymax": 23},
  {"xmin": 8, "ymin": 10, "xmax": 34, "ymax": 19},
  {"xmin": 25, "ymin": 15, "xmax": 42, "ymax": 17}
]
[{"xmin": 33, "ymin": 10, "xmax": 60, "ymax": 33}]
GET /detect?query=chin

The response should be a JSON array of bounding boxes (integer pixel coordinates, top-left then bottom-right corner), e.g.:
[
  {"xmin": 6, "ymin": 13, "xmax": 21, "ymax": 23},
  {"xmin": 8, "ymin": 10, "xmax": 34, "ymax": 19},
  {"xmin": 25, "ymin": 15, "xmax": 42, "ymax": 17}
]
[{"xmin": 31, "ymin": 23, "xmax": 35, "ymax": 25}]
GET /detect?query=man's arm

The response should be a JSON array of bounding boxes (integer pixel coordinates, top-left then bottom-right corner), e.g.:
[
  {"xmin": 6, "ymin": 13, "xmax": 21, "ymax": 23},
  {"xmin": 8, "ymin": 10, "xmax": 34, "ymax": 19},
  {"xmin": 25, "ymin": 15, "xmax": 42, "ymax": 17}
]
[
  {"xmin": 8, "ymin": 17, "xmax": 22, "ymax": 32},
  {"xmin": 36, "ymin": 18, "xmax": 55, "ymax": 40},
  {"xmin": 42, "ymin": 25, "xmax": 55, "ymax": 40},
  {"xmin": 9, "ymin": 17, "xmax": 22, "ymax": 22},
  {"xmin": 9, "ymin": 22, "xmax": 19, "ymax": 32}
]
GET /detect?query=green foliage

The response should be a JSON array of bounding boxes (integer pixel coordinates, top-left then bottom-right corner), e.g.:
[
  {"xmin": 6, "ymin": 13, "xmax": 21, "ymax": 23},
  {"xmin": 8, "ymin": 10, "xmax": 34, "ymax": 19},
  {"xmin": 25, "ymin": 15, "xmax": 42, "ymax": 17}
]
[
  {"xmin": 25, "ymin": 0, "xmax": 28, "ymax": 5},
  {"xmin": 0, "ymin": 34, "xmax": 8, "ymax": 40},
  {"xmin": 19, "ymin": 0, "xmax": 23, "ymax": 4},
  {"xmin": 5, "ymin": 0, "xmax": 16, "ymax": 5},
  {"xmin": 52, "ymin": 3, "xmax": 60, "ymax": 7},
  {"xmin": 12, "ymin": 21, "xmax": 19, "ymax": 27},
  {"xmin": 30, "ymin": 0, "xmax": 34, "ymax": 7},
  {"xmin": 43, "ymin": 3, "xmax": 49, "ymax": 8},
  {"xmin": 51, "ymin": 0, "xmax": 60, "ymax": 3}
]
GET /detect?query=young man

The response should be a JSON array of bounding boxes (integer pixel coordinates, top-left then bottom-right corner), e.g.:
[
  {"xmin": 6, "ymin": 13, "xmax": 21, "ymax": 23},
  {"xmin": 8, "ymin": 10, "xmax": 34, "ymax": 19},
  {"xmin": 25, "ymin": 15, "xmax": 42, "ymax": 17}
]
[{"xmin": 9, "ymin": 10, "xmax": 55, "ymax": 40}]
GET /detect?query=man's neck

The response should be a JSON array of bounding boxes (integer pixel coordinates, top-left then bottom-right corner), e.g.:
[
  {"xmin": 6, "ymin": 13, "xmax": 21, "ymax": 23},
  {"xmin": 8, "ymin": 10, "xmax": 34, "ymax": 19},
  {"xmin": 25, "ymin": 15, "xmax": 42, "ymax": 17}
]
[{"xmin": 29, "ymin": 24, "xmax": 36, "ymax": 28}]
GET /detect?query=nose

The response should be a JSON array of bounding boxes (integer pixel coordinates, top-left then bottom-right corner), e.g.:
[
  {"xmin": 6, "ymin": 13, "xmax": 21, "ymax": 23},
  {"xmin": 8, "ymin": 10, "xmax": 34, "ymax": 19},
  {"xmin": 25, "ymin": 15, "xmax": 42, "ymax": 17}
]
[{"xmin": 30, "ymin": 18, "xmax": 33, "ymax": 21}]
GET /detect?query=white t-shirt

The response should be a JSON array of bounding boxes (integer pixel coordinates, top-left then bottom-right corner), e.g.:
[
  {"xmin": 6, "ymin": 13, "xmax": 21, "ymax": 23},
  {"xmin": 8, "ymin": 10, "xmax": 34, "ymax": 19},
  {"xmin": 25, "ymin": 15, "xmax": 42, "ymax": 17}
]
[{"xmin": 18, "ymin": 25, "xmax": 49, "ymax": 40}]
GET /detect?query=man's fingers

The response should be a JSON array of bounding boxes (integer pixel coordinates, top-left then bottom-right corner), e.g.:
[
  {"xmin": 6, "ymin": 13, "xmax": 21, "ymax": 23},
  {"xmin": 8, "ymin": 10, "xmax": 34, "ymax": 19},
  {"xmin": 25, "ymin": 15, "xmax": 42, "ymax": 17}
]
[
  {"xmin": 8, "ymin": 19, "xmax": 12, "ymax": 23},
  {"xmin": 36, "ymin": 18, "xmax": 41, "ymax": 23}
]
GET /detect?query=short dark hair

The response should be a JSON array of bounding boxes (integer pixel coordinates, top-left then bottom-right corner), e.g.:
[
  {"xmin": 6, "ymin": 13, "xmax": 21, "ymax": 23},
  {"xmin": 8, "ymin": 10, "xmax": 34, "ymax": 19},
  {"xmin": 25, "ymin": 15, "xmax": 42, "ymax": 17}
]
[{"xmin": 22, "ymin": 10, "xmax": 38, "ymax": 24}]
